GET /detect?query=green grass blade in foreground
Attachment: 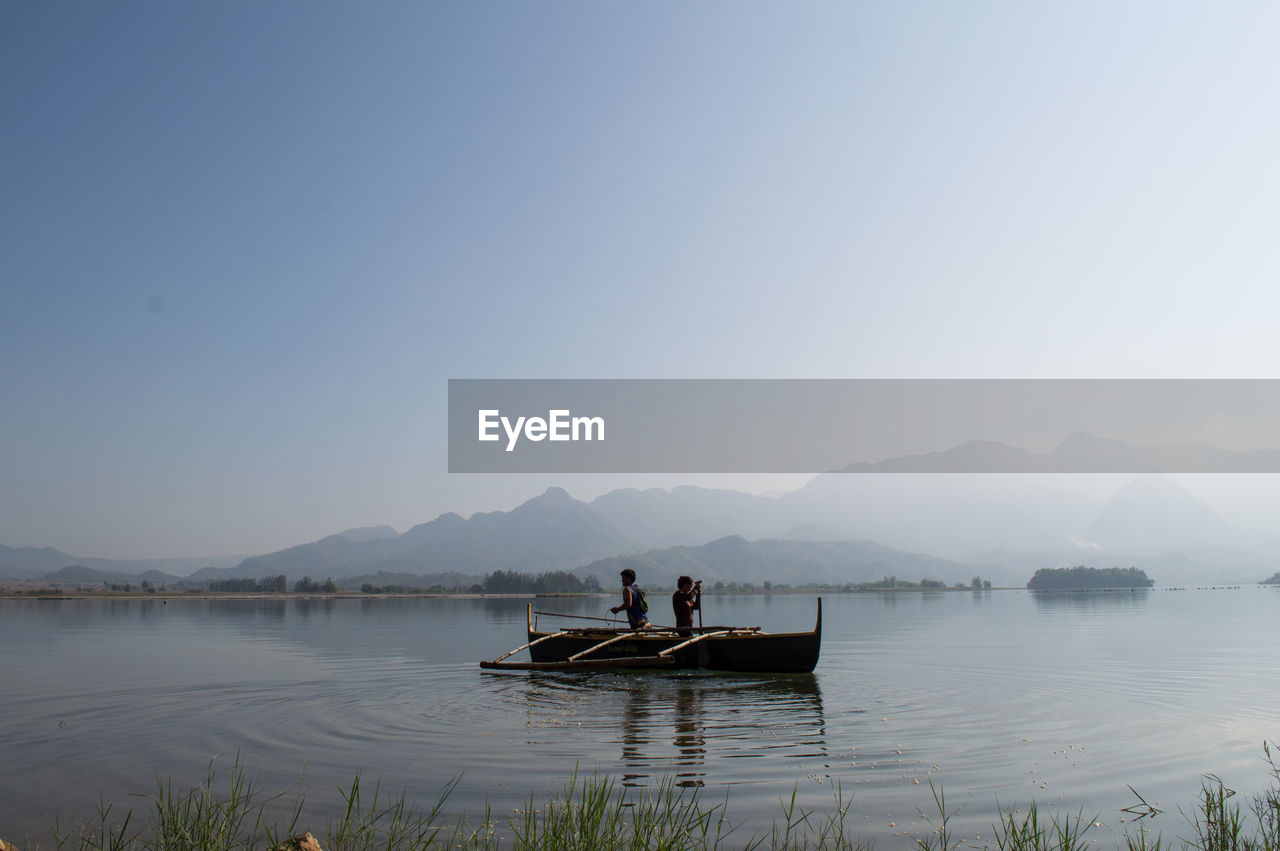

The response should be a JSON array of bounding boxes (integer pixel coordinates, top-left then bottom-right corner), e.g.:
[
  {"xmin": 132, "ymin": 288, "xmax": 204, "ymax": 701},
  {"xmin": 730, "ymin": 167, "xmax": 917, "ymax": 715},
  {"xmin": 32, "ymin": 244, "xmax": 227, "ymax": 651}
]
[
  {"xmin": 28, "ymin": 740, "xmax": 1280, "ymax": 850},
  {"xmin": 507, "ymin": 768, "xmax": 734, "ymax": 851},
  {"xmin": 991, "ymin": 801, "xmax": 1095, "ymax": 851}
]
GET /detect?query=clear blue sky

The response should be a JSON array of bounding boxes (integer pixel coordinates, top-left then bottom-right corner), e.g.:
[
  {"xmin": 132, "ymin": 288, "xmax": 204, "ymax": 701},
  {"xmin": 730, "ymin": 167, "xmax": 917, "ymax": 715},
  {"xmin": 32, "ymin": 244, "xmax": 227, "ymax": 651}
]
[{"xmin": 4, "ymin": 2, "xmax": 1280, "ymax": 558}]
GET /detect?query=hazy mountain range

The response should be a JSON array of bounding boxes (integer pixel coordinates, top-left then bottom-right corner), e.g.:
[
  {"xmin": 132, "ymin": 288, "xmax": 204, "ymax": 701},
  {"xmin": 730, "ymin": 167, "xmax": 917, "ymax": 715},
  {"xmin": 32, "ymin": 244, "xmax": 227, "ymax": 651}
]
[
  {"xmin": 837, "ymin": 431, "xmax": 1280, "ymax": 473},
  {"xmin": 575, "ymin": 534, "xmax": 972, "ymax": 589},
  {"xmin": 6, "ymin": 435, "xmax": 1280, "ymax": 588},
  {"xmin": 0, "ymin": 545, "xmax": 246, "ymax": 584}
]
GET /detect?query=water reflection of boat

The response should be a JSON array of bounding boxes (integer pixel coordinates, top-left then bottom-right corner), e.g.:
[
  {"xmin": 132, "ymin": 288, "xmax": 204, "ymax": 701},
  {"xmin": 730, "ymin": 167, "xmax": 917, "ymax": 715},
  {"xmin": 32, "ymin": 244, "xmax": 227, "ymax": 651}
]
[
  {"xmin": 619, "ymin": 673, "xmax": 826, "ymax": 787},
  {"xmin": 481, "ymin": 601, "xmax": 822, "ymax": 673}
]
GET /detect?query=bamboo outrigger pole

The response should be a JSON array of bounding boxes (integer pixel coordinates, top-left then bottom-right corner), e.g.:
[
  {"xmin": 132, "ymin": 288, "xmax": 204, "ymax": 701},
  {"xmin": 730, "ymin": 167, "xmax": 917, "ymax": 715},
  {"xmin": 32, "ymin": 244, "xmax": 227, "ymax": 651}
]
[
  {"xmin": 657, "ymin": 630, "xmax": 730, "ymax": 657},
  {"xmin": 486, "ymin": 631, "xmax": 572, "ymax": 665},
  {"xmin": 480, "ymin": 655, "xmax": 675, "ymax": 671},
  {"xmin": 567, "ymin": 630, "xmax": 644, "ymax": 661}
]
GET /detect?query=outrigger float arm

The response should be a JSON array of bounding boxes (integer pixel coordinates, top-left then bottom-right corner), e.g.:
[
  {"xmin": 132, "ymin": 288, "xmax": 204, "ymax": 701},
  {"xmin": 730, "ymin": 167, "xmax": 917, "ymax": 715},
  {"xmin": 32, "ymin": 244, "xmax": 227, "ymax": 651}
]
[
  {"xmin": 567, "ymin": 631, "xmax": 644, "ymax": 661},
  {"xmin": 480, "ymin": 655, "xmax": 675, "ymax": 671},
  {"xmin": 656, "ymin": 630, "xmax": 730, "ymax": 657},
  {"xmin": 486, "ymin": 630, "xmax": 573, "ymax": 665}
]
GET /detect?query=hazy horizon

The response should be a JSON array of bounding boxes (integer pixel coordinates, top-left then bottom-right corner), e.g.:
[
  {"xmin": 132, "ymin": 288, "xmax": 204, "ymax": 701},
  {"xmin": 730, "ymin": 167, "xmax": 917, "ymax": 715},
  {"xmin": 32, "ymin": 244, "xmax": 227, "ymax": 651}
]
[{"xmin": 12, "ymin": 469, "xmax": 1280, "ymax": 565}]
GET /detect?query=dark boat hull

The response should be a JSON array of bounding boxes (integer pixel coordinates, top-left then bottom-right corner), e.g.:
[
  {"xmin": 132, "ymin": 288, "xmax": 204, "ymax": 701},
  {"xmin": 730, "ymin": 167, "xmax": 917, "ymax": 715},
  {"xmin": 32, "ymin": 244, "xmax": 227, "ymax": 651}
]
[
  {"xmin": 528, "ymin": 630, "xmax": 820, "ymax": 673},
  {"xmin": 517, "ymin": 600, "xmax": 822, "ymax": 673}
]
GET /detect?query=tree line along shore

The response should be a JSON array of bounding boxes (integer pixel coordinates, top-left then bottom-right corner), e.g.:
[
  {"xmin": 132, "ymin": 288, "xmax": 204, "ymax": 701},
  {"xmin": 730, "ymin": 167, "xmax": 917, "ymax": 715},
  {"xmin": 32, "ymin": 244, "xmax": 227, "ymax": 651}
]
[
  {"xmin": 5, "ymin": 564, "xmax": 1276, "ymax": 600},
  {"xmin": 2, "ymin": 573, "xmax": 1004, "ymax": 598}
]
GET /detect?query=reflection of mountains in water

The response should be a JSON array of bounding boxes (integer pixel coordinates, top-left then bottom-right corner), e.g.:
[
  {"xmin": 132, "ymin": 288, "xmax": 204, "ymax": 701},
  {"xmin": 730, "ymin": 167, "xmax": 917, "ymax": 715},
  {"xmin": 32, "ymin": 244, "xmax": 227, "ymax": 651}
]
[{"xmin": 504, "ymin": 673, "xmax": 825, "ymax": 789}]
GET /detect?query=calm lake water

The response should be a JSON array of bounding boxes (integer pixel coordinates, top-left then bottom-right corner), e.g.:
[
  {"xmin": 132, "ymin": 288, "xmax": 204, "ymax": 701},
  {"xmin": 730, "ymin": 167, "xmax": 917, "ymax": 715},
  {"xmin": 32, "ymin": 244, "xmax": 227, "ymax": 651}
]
[{"xmin": 3, "ymin": 589, "xmax": 1278, "ymax": 847}]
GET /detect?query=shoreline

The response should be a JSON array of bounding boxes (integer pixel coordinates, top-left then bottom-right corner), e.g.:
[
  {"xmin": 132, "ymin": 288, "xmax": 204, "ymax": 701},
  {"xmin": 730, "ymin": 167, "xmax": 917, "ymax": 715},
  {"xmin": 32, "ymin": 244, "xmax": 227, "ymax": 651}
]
[
  {"xmin": 2, "ymin": 584, "xmax": 1265, "ymax": 601},
  {"xmin": 0, "ymin": 587, "xmax": 1016, "ymax": 601},
  {"xmin": 8, "ymin": 749, "xmax": 1280, "ymax": 850}
]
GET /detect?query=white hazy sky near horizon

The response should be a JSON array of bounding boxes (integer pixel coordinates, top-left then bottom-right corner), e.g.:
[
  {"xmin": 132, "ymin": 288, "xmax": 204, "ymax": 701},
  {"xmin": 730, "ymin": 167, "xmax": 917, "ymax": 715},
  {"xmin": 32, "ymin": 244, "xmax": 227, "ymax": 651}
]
[{"xmin": 4, "ymin": 2, "xmax": 1280, "ymax": 558}]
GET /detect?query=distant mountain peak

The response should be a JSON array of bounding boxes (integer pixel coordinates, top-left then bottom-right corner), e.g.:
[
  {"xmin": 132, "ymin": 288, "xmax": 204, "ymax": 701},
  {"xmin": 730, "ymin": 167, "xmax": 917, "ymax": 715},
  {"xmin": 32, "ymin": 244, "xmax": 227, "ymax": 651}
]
[
  {"xmin": 338, "ymin": 525, "xmax": 399, "ymax": 543},
  {"xmin": 1053, "ymin": 432, "xmax": 1130, "ymax": 453},
  {"xmin": 836, "ymin": 432, "xmax": 1280, "ymax": 473},
  {"xmin": 706, "ymin": 534, "xmax": 749, "ymax": 547},
  {"xmin": 45, "ymin": 565, "xmax": 110, "ymax": 582},
  {"xmin": 226, "ymin": 482, "xmax": 635, "ymax": 582},
  {"xmin": 1114, "ymin": 471, "xmax": 1198, "ymax": 496},
  {"xmin": 836, "ymin": 438, "xmax": 1041, "ymax": 473},
  {"xmin": 1087, "ymin": 472, "xmax": 1234, "ymax": 554},
  {"xmin": 512, "ymin": 486, "xmax": 582, "ymax": 513}
]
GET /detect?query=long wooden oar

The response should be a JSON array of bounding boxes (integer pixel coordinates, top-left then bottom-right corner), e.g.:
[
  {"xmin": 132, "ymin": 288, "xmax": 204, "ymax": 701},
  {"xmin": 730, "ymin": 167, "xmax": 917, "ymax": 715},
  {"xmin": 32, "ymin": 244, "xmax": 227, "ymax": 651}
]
[{"xmin": 532, "ymin": 610, "xmax": 616, "ymax": 622}]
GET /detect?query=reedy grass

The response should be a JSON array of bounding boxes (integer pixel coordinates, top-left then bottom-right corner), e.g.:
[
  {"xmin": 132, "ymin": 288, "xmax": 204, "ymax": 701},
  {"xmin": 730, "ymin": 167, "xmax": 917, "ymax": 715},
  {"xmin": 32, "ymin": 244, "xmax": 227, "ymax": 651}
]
[
  {"xmin": 37, "ymin": 759, "xmax": 845, "ymax": 851},
  {"xmin": 508, "ymin": 769, "xmax": 733, "ymax": 850},
  {"xmin": 990, "ymin": 802, "xmax": 1095, "ymax": 851},
  {"xmin": 46, "ymin": 798, "xmax": 134, "ymax": 851},
  {"xmin": 326, "ymin": 774, "xmax": 464, "ymax": 851},
  {"xmin": 914, "ymin": 779, "xmax": 958, "ymax": 850},
  {"xmin": 25, "ymin": 742, "xmax": 1280, "ymax": 850},
  {"xmin": 46, "ymin": 757, "xmax": 300, "ymax": 851},
  {"xmin": 744, "ymin": 782, "xmax": 865, "ymax": 850},
  {"xmin": 1170, "ymin": 741, "xmax": 1280, "ymax": 851},
  {"xmin": 145, "ymin": 758, "xmax": 301, "ymax": 850}
]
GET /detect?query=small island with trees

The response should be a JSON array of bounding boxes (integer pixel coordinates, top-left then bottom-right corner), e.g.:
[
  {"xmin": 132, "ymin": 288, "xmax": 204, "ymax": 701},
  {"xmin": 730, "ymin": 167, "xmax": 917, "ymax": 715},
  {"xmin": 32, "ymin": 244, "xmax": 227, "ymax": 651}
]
[{"xmin": 1026, "ymin": 566, "xmax": 1154, "ymax": 590}]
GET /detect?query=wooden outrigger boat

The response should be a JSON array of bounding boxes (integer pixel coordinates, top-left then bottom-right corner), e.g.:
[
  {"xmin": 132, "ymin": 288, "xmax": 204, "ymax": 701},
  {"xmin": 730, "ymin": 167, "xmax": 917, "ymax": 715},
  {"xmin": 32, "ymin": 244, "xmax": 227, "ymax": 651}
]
[{"xmin": 481, "ymin": 599, "xmax": 821, "ymax": 673}]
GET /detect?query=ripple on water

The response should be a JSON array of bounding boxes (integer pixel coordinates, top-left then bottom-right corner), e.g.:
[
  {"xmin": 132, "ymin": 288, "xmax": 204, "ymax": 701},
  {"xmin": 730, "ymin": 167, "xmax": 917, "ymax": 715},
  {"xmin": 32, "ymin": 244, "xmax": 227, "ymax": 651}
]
[
  {"xmin": 6, "ymin": 591, "xmax": 1278, "ymax": 847},
  {"xmin": 446, "ymin": 671, "xmax": 835, "ymax": 792}
]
